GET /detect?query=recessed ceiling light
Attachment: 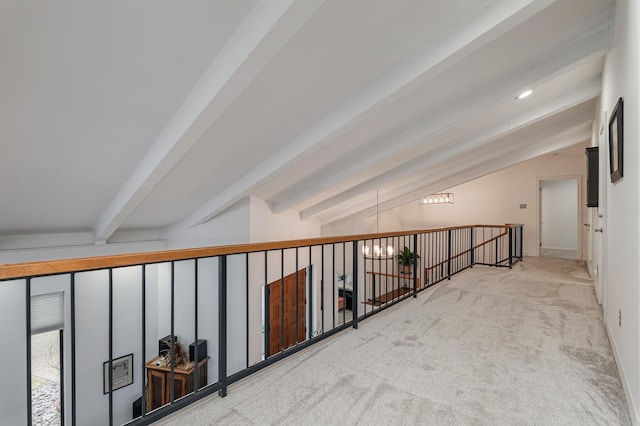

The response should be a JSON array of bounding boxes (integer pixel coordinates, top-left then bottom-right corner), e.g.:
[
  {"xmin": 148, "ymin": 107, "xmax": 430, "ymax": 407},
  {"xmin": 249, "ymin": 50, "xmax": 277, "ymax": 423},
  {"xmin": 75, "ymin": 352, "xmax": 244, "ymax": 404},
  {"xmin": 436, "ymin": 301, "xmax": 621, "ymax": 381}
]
[{"xmin": 517, "ymin": 89, "xmax": 533, "ymax": 100}]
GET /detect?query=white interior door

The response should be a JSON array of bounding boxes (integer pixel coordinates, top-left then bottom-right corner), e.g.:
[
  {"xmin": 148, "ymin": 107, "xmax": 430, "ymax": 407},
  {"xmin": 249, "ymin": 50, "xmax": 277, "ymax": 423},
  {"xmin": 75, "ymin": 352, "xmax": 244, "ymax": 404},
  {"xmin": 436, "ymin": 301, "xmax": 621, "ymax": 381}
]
[{"xmin": 540, "ymin": 178, "xmax": 578, "ymax": 259}]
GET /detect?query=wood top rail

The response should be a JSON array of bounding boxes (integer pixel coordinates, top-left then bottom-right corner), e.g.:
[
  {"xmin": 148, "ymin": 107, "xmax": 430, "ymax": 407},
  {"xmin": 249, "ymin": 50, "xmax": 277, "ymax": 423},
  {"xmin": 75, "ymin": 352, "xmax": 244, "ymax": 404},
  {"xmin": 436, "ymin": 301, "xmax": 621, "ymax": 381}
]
[{"xmin": 0, "ymin": 224, "xmax": 521, "ymax": 281}]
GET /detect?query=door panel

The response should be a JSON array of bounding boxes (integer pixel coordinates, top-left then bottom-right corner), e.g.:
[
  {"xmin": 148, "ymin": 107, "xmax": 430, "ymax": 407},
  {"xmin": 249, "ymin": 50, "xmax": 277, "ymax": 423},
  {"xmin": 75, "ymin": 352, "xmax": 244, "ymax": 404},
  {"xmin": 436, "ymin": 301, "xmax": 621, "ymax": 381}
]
[
  {"xmin": 268, "ymin": 269, "xmax": 306, "ymax": 356},
  {"xmin": 540, "ymin": 178, "xmax": 578, "ymax": 259}
]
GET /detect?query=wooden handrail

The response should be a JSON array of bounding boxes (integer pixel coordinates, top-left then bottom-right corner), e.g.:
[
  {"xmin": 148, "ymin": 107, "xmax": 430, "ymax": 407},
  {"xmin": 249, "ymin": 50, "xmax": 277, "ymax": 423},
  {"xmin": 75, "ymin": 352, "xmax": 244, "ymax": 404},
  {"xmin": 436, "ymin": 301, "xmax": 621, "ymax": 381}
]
[{"xmin": 0, "ymin": 224, "xmax": 516, "ymax": 280}]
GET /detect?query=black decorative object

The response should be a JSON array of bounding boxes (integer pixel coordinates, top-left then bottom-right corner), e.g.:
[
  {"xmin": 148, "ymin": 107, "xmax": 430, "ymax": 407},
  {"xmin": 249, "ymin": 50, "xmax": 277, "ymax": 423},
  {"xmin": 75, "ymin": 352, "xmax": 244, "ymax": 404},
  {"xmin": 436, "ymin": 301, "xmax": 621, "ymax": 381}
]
[
  {"xmin": 132, "ymin": 396, "xmax": 143, "ymax": 418},
  {"xmin": 609, "ymin": 97, "xmax": 623, "ymax": 183},
  {"xmin": 189, "ymin": 340, "xmax": 208, "ymax": 363},
  {"xmin": 159, "ymin": 335, "xmax": 176, "ymax": 357}
]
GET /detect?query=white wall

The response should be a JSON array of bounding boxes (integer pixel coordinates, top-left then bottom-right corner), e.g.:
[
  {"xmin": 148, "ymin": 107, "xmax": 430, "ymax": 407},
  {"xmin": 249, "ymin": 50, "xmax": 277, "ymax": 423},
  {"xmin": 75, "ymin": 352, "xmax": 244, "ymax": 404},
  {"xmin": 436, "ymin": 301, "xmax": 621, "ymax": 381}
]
[
  {"xmin": 325, "ymin": 152, "xmax": 588, "ymax": 259},
  {"xmin": 597, "ymin": 0, "xmax": 640, "ymax": 422},
  {"xmin": 164, "ymin": 197, "xmax": 251, "ymax": 249},
  {"xmin": 249, "ymin": 197, "xmax": 321, "ymax": 243}
]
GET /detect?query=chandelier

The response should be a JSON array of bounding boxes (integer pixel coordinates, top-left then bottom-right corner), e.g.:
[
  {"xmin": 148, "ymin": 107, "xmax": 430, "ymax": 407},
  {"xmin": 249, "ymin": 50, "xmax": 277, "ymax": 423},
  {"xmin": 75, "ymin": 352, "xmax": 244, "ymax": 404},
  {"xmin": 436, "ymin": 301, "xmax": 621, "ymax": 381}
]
[{"xmin": 419, "ymin": 192, "xmax": 454, "ymax": 205}]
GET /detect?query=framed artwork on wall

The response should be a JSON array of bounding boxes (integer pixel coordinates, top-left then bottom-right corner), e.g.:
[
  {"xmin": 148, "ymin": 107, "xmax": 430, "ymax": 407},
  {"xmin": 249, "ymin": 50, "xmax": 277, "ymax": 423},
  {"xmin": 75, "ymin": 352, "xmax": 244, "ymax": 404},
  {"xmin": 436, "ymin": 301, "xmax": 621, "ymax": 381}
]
[
  {"xmin": 609, "ymin": 97, "xmax": 623, "ymax": 183},
  {"xmin": 103, "ymin": 353, "xmax": 134, "ymax": 394}
]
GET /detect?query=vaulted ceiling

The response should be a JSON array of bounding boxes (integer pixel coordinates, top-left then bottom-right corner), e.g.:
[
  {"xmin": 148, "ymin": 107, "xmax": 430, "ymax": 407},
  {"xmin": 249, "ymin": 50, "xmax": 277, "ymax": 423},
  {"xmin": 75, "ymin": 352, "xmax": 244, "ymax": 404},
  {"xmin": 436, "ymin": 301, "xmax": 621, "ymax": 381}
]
[{"xmin": 1, "ymin": 0, "xmax": 614, "ymax": 242}]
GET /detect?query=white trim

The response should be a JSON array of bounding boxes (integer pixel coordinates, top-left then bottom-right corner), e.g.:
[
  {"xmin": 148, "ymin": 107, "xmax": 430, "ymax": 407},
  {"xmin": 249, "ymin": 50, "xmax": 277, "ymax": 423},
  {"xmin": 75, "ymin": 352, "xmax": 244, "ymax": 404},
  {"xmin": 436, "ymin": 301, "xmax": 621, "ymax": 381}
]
[{"xmin": 605, "ymin": 317, "xmax": 640, "ymax": 424}]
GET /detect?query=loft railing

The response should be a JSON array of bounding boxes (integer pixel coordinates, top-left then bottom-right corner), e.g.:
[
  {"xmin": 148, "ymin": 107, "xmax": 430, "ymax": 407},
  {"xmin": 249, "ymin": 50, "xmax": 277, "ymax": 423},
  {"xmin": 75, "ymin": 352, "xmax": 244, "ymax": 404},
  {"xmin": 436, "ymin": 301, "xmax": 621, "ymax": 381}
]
[{"xmin": 0, "ymin": 224, "xmax": 523, "ymax": 426}]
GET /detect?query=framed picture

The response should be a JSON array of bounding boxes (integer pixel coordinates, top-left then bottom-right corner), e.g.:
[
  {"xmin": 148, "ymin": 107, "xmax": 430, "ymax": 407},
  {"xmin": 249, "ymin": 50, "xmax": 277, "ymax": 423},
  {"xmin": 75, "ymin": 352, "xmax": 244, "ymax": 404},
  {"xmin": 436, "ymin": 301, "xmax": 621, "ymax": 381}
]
[
  {"xmin": 103, "ymin": 353, "xmax": 134, "ymax": 394},
  {"xmin": 609, "ymin": 97, "xmax": 623, "ymax": 183}
]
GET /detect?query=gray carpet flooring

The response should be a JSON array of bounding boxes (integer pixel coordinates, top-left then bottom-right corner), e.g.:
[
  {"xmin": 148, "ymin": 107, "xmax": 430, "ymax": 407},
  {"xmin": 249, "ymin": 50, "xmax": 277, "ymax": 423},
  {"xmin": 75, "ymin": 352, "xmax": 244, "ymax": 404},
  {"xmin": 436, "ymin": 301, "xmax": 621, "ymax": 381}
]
[{"xmin": 158, "ymin": 257, "xmax": 631, "ymax": 425}]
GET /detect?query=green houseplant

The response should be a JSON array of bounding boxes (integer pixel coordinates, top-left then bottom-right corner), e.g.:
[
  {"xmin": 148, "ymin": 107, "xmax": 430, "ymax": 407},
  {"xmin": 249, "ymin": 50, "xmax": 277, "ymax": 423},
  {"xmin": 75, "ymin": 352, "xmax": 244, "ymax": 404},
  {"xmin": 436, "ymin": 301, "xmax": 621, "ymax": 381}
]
[{"xmin": 396, "ymin": 246, "xmax": 419, "ymax": 274}]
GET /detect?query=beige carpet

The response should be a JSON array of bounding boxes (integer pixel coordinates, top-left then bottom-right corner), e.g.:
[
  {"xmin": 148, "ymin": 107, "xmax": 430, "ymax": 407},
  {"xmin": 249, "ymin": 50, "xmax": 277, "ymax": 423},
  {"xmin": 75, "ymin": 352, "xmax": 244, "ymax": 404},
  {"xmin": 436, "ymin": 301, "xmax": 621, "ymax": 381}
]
[{"xmin": 158, "ymin": 257, "xmax": 631, "ymax": 425}]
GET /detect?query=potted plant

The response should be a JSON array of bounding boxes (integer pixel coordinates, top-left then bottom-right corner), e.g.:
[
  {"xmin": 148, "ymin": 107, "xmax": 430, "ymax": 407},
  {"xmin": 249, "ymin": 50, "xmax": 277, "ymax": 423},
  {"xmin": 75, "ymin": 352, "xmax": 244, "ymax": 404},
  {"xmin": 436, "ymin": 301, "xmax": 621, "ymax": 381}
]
[{"xmin": 396, "ymin": 246, "xmax": 419, "ymax": 274}]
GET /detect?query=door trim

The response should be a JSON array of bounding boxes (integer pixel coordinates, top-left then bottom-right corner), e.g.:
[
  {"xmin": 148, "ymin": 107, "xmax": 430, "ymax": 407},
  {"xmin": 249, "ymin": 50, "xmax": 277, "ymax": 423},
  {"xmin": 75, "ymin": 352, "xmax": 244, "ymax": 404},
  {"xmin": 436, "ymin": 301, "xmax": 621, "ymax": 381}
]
[{"xmin": 536, "ymin": 175, "xmax": 582, "ymax": 259}]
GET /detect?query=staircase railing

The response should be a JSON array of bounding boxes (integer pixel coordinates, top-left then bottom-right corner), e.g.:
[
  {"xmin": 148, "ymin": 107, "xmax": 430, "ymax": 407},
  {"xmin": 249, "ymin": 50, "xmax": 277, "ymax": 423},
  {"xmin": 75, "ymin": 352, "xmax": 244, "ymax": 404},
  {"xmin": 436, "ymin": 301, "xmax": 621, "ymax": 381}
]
[{"xmin": 0, "ymin": 224, "xmax": 523, "ymax": 426}]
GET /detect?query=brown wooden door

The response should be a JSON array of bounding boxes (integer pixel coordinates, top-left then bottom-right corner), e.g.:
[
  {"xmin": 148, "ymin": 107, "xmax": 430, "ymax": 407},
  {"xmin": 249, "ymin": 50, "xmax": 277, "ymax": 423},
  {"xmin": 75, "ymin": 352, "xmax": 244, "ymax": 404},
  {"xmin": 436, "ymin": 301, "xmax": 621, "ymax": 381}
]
[{"xmin": 268, "ymin": 269, "xmax": 306, "ymax": 356}]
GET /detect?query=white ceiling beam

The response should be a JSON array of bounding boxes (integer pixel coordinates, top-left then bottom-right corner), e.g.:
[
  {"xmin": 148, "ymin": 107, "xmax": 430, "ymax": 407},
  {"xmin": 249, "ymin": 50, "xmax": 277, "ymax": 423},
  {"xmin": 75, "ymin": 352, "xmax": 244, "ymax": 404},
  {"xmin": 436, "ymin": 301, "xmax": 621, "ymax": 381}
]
[
  {"xmin": 300, "ymin": 82, "xmax": 600, "ymax": 220},
  {"xmin": 179, "ymin": 0, "xmax": 561, "ymax": 228},
  {"xmin": 318, "ymin": 120, "xmax": 592, "ymax": 225},
  {"xmin": 272, "ymin": 20, "xmax": 611, "ymax": 213},
  {"xmin": 93, "ymin": 0, "xmax": 325, "ymax": 242}
]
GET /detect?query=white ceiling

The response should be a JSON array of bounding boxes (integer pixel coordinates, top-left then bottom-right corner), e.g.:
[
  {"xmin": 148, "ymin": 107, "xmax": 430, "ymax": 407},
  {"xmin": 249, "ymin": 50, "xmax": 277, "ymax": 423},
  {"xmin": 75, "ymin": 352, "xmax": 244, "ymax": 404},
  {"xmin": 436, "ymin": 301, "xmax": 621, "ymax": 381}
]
[{"xmin": 0, "ymin": 0, "xmax": 615, "ymax": 241}]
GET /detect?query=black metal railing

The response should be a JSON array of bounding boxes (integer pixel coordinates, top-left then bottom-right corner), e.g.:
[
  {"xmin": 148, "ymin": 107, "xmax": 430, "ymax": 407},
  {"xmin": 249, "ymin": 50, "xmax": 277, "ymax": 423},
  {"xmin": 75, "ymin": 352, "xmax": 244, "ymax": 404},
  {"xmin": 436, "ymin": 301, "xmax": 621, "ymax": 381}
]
[{"xmin": 0, "ymin": 224, "xmax": 523, "ymax": 425}]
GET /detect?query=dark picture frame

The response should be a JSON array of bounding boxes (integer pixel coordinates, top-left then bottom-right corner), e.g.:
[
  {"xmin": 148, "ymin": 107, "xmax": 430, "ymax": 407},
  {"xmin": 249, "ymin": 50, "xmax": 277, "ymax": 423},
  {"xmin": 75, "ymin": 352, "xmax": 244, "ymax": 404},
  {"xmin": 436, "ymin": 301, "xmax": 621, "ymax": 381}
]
[
  {"xmin": 103, "ymin": 353, "xmax": 134, "ymax": 394},
  {"xmin": 609, "ymin": 97, "xmax": 623, "ymax": 183}
]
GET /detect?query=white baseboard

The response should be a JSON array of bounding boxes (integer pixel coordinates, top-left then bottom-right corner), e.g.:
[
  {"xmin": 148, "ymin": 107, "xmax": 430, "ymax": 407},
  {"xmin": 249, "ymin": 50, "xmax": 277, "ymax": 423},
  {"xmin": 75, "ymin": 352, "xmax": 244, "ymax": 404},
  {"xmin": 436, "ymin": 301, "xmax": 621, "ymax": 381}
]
[{"xmin": 605, "ymin": 316, "xmax": 640, "ymax": 425}]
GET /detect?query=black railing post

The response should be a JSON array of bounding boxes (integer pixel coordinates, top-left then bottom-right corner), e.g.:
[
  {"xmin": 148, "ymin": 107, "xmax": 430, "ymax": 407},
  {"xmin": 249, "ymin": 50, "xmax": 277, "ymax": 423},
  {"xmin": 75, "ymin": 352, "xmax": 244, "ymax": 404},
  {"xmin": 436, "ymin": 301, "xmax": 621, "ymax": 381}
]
[
  {"xmin": 519, "ymin": 226, "xmax": 523, "ymax": 260},
  {"xmin": 470, "ymin": 227, "xmax": 474, "ymax": 267},
  {"xmin": 70, "ymin": 273, "xmax": 77, "ymax": 426},
  {"xmin": 308, "ymin": 247, "xmax": 313, "ymax": 338},
  {"xmin": 169, "ymin": 262, "xmax": 175, "ymax": 404},
  {"xmin": 26, "ymin": 277, "xmax": 32, "ymax": 426},
  {"xmin": 141, "ymin": 265, "xmax": 147, "ymax": 416},
  {"xmin": 59, "ymin": 329, "xmax": 65, "ymax": 426},
  {"xmin": 218, "ymin": 255, "xmax": 228, "ymax": 397},
  {"xmin": 295, "ymin": 248, "xmax": 299, "ymax": 344},
  {"xmin": 108, "ymin": 268, "xmax": 114, "ymax": 426},
  {"xmin": 447, "ymin": 230, "xmax": 452, "ymax": 279},
  {"xmin": 352, "ymin": 241, "xmax": 359, "ymax": 329},
  {"xmin": 264, "ymin": 252, "xmax": 270, "ymax": 358},
  {"xmin": 509, "ymin": 227, "xmax": 513, "ymax": 268},
  {"xmin": 245, "ymin": 254, "xmax": 249, "ymax": 368},
  {"xmin": 413, "ymin": 234, "xmax": 418, "ymax": 298},
  {"xmin": 495, "ymin": 231, "xmax": 499, "ymax": 265},
  {"xmin": 195, "ymin": 260, "xmax": 201, "ymax": 391}
]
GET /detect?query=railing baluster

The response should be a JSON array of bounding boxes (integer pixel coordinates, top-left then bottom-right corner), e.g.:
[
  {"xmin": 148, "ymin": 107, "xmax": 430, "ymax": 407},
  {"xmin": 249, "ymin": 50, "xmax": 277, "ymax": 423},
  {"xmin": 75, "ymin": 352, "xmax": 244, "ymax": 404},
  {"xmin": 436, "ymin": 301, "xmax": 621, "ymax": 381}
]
[
  {"xmin": 108, "ymin": 268, "xmax": 113, "ymax": 426},
  {"xmin": 195, "ymin": 259, "xmax": 201, "ymax": 391},
  {"xmin": 352, "ymin": 241, "xmax": 358, "ymax": 329},
  {"xmin": 71, "ymin": 273, "xmax": 77, "ymax": 426},
  {"xmin": 26, "ymin": 277, "xmax": 32, "ymax": 426},
  {"xmin": 470, "ymin": 228, "xmax": 475, "ymax": 266},
  {"xmin": 218, "ymin": 255, "xmax": 227, "ymax": 397},
  {"xmin": 141, "ymin": 265, "xmax": 147, "ymax": 416},
  {"xmin": 245, "ymin": 254, "xmax": 249, "ymax": 368},
  {"xmin": 264, "ymin": 251, "xmax": 270, "ymax": 359},
  {"xmin": 308, "ymin": 246, "xmax": 312, "ymax": 340},
  {"xmin": 169, "ymin": 262, "xmax": 175, "ymax": 404},
  {"xmin": 447, "ymin": 230, "xmax": 452, "ymax": 279},
  {"xmin": 321, "ymin": 246, "xmax": 324, "ymax": 335},
  {"xmin": 509, "ymin": 227, "xmax": 514, "ymax": 267}
]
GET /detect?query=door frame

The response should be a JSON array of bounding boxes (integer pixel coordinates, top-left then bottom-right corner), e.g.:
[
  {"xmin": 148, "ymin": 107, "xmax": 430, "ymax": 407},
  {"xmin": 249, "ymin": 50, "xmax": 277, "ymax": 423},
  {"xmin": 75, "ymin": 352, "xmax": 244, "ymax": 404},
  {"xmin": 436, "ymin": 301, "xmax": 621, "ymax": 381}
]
[
  {"xmin": 536, "ymin": 175, "xmax": 582, "ymax": 259},
  {"xmin": 595, "ymin": 110, "xmax": 608, "ymax": 310}
]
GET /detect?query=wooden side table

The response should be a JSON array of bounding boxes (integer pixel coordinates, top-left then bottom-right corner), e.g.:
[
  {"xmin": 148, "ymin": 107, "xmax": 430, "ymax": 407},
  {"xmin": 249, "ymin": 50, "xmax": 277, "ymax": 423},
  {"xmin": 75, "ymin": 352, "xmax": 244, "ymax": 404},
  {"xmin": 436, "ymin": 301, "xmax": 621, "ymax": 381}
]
[{"xmin": 145, "ymin": 356, "xmax": 209, "ymax": 411}]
